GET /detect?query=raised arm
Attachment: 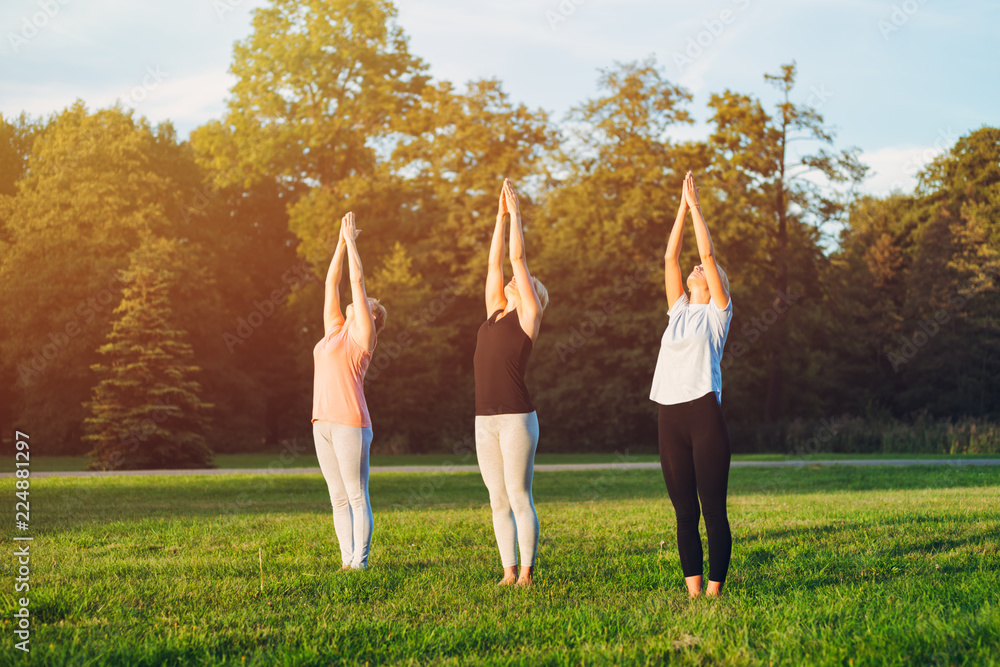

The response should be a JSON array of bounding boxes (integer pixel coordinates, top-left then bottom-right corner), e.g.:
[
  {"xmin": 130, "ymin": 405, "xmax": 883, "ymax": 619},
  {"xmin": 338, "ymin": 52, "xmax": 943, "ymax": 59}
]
[
  {"xmin": 341, "ymin": 212, "xmax": 376, "ymax": 352},
  {"xmin": 685, "ymin": 172, "xmax": 730, "ymax": 309},
  {"xmin": 323, "ymin": 230, "xmax": 348, "ymax": 334},
  {"xmin": 504, "ymin": 179, "xmax": 543, "ymax": 341},
  {"xmin": 664, "ymin": 183, "xmax": 687, "ymax": 309},
  {"xmin": 485, "ymin": 185, "xmax": 508, "ymax": 317}
]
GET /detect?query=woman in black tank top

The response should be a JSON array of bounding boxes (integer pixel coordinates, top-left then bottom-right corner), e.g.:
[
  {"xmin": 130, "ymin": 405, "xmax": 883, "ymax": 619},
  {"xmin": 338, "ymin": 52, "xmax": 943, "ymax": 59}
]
[
  {"xmin": 473, "ymin": 306, "xmax": 534, "ymax": 415},
  {"xmin": 473, "ymin": 179, "xmax": 549, "ymax": 587}
]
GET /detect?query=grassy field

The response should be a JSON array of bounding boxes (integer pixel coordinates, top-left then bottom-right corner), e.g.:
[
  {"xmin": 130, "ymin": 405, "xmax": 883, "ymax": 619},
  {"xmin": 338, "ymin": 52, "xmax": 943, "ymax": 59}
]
[
  {"xmin": 2, "ymin": 466, "xmax": 999, "ymax": 665},
  {"xmin": 5, "ymin": 450, "xmax": 1000, "ymax": 473}
]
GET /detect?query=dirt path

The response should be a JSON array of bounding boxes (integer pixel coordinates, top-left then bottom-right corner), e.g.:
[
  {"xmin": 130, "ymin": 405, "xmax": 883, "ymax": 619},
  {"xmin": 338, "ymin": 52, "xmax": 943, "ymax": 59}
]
[{"xmin": 10, "ymin": 458, "xmax": 1000, "ymax": 478}]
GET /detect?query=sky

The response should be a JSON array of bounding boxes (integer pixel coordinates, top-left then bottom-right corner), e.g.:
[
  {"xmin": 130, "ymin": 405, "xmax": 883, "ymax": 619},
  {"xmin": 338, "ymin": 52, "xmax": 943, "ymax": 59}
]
[{"xmin": 1, "ymin": 0, "xmax": 997, "ymax": 196}]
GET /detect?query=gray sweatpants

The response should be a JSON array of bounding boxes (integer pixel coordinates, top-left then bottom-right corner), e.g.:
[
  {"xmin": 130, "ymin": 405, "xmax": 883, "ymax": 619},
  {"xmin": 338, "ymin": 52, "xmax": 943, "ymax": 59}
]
[
  {"xmin": 475, "ymin": 411, "xmax": 540, "ymax": 567},
  {"xmin": 312, "ymin": 421, "xmax": 374, "ymax": 569}
]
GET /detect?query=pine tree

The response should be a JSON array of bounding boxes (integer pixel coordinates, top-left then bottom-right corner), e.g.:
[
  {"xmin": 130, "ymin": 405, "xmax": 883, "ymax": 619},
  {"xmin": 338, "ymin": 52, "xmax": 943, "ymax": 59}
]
[{"xmin": 83, "ymin": 238, "xmax": 213, "ymax": 470}]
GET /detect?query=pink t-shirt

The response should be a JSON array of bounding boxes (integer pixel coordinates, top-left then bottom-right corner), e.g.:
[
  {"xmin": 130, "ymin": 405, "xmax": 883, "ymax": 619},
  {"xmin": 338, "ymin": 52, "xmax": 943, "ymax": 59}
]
[{"xmin": 312, "ymin": 325, "xmax": 374, "ymax": 427}]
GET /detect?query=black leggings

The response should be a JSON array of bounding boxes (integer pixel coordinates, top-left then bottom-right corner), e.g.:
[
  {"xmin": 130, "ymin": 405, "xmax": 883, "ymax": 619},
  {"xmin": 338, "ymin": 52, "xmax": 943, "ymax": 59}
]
[{"xmin": 658, "ymin": 392, "xmax": 732, "ymax": 583}]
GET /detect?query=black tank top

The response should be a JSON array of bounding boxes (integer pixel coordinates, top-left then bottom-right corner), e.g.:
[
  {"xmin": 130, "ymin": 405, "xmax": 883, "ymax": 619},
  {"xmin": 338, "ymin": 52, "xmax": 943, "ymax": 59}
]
[{"xmin": 473, "ymin": 308, "xmax": 534, "ymax": 415}]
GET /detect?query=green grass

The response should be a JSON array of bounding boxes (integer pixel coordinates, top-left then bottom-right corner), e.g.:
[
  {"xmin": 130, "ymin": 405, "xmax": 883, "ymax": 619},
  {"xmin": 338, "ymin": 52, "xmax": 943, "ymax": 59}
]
[
  {"xmin": 1, "ymin": 466, "xmax": 998, "ymax": 665},
  {"xmin": 6, "ymin": 450, "xmax": 1000, "ymax": 473},
  {"xmin": 217, "ymin": 451, "xmax": 661, "ymax": 470}
]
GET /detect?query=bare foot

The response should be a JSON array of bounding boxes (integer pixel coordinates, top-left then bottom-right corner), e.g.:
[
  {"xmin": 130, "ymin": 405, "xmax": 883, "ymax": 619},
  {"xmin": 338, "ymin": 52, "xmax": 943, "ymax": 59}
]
[
  {"xmin": 515, "ymin": 565, "xmax": 533, "ymax": 587},
  {"xmin": 497, "ymin": 565, "xmax": 517, "ymax": 586},
  {"xmin": 685, "ymin": 574, "xmax": 703, "ymax": 598},
  {"xmin": 705, "ymin": 580, "xmax": 723, "ymax": 598},
  {"xmin": 341, "ymin": 565, "xmax": 351, "ymax": 572}
]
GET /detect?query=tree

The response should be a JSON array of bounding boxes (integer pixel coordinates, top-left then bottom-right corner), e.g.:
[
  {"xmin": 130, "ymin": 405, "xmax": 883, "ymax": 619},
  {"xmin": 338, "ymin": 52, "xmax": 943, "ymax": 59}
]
[
  {"xmin": 203, "ymin": 0, "xmax": 442, "ymax": 449},
  {"xmin": 0, "ymin": 112, "xmax": 39, "ymax": 204},
  {"xmin": 0, "ymin": 103, "xmax": 210, "ymax": 453},
  {"xmin": 707, "ymin": 61, "xmax": 867, "ymax": 422},
  {"xmin": 529, "ymin": 58, "xmax": 704, "ymax": 449},
  {"xmin": 220, "ymin": 0, "xmax": 428, "ymax": 215},
  {"xmin": 829, "ymin": 127, "xmax": 1000, "ymax": 419},
  {"xmin": 190, "ymin": 120, "xmax": 311, "ymax": 450},
  {"xmin": 285, "ymin": 77, "xmax": 558, "ymax": 451},
  {"xmin": 375, "ymin": 78, "xmax": 558, "ymax": 450},
  {"xmin": 388, "ymin": 78, "xmax": 559, "ymax": 293},
  {"xmin": 0, "ymin": 112, "xmax": 41, "ymax": 448},
  {"xmin": 84, "ymin": 237, "xmax": 213, "ymax": 470},
  {"xmin": 362, "ymin": 242, "xmax": 465, "ymax": 451}
]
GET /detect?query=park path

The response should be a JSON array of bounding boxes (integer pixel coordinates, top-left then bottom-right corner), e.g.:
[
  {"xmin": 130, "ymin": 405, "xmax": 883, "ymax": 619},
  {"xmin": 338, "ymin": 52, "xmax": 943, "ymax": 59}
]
[{"xmin": 9, "ymin": 458, "xmax": 1000, "ymax": 478}]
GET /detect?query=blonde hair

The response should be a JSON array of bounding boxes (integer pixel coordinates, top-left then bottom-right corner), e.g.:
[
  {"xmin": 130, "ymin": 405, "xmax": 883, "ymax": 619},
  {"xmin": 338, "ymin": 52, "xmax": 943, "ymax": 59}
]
[
  {"xmin": 532, "ymin": 277, "xmax": 549, "ymax": 311},
  {"xmin": 716, "ymin": 263, "xmax": 730, "ymax": 295},
  {"xmin": 691, "ymin": 263, "xmax": 730, "ymax": 296},
  {"xmin": 368, "ymin": 298, "xmax": 387, "ymax": 335}
]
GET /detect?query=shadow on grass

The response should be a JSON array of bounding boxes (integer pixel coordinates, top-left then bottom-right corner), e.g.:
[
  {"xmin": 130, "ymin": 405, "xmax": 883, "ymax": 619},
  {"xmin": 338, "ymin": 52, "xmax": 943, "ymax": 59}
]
[
  {"xmin": 727, "ymin": 465, "xmax": 1000, "ymax": 496},
  {"xmin": 730, "ymin": 515, "xmax": 996, "ymax": 595},
  {"xmin": 23, "ymin": 467, "xmax": 1000, "ymax": 535},
  {"xmin": 746, "ymin": 513, "xmax": 994, "ymax": 547}
]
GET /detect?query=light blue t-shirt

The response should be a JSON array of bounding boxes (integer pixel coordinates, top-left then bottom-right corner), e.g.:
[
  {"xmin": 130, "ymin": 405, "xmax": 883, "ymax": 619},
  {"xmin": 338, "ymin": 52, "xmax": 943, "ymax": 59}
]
[{"xmin": 649, "ymin": 293, "xmax": 733, "ymax": 406}]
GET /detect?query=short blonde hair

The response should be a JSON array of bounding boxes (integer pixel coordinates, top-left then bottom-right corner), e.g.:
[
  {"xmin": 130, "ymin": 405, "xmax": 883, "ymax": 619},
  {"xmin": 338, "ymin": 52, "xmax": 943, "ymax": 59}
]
[
  {"xmin": 715, "ymin": 263, "xmax": 730, "ymax": 295},
  {"xmin": 532, "ymin": 277, "xmax": 549, "ymax": 311},
  {"xmin": 368, "ymin": 298, "xmax": 387, "ymax": 335}
]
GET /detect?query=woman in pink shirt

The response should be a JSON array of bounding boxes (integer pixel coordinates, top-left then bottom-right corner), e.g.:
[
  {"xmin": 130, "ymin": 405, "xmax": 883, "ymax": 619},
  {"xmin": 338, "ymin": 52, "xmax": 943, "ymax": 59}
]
[{"xmin": 313, "ymin": 212, "xmax": 386, "ymax": 571}]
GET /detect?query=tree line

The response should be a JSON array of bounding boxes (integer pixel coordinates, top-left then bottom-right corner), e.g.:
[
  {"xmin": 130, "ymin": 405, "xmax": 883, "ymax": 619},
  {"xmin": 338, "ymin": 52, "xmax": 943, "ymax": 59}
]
[{"xmin": 1, "ymin": 0, "xmax": 997, "ymax": 466}]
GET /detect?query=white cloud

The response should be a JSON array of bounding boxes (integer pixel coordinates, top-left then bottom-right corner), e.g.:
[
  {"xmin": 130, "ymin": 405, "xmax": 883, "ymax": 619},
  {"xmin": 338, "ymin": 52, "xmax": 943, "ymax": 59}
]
[
  {"xmin": 2, "ymin": 0, "xmax": 994, "ymax": 158},
  {"xmin": 858, "ymin": 144, "xmax": 944, "ymax": 196},
  {"xmin": 396, "ymin": 0, "xmax": 642, "ymax": 82},
  {"xmin": 114, "ymin": 69, "xmax": 235, "ymax": 129},
  {"xmin": 0, "ymin": 68, "xmax": 235, "ymax": 131}
]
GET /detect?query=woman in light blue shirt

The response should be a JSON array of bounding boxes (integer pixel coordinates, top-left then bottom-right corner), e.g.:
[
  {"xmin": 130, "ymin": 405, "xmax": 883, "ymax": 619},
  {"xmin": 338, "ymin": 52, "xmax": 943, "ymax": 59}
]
[{"xmin": 650, "ymin": 171, "xmax": 733, "ymax": 598}]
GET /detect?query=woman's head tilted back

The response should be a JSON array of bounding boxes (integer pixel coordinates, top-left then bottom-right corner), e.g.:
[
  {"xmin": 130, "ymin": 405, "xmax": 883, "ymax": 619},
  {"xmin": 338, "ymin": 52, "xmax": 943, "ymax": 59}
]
[
  {"xmin": 713, "ymin": 264, "xmax": 730, "ymax": 294},
  {"xmin": 533, "ymin": 277, "xmax": 549, "ymax": 311},
  {"xmin": 368, "ymin": 298, "xmax": 387, "ymax": 335},
  {"xmin": 503, "ymin": 276, "xmax": 549, "ymax": 312},
  {"xmin": 686, "ymin": 262, "xmax": 729, "ymax": 297},
  {"xmin": 346, "ymin": 298, "xmax": 387, "ymax": 335}
]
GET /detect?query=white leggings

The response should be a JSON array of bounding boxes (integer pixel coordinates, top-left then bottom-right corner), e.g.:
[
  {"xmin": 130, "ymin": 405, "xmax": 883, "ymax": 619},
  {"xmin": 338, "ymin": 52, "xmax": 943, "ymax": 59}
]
[
  {"xmin": 312, "ymin": 421, "xmax": 374, "ymax": 569},
  {"xmin": 475, "ymin": 411, "xmax": 540, "ymax": 567}
]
